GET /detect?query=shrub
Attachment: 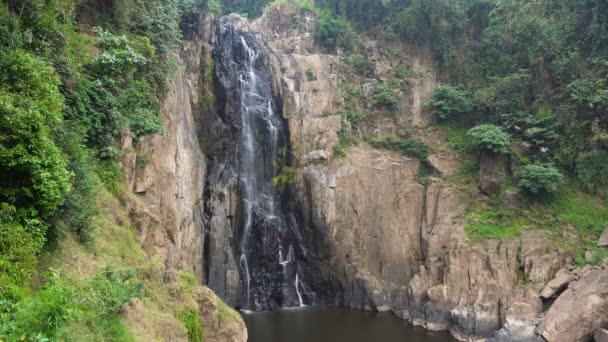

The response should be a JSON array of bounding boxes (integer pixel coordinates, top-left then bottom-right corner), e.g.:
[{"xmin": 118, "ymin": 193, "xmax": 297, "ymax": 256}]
[
  {"xmin": 575, "ymin": 149, "xmax": 608, "ymax": 195},
  {"xmin": 467, "ymin": 124, "xmax": 510, "ymax": 154},
  {"xmin": 315, "ymin": 10, "xmax": 355, "ymax": 51},
  {"xmin": 177, "ymin": 308, "xmax": 203, "ymax": 342},
  {"xmin": 517, "ymin": 164, "xmax": 564, "ymax": 194},
  {"xmin": 0, "ymin": 205, "xmax": 45, "ymax": 281},
  {"xmin": 272, "ymin": 166, "xmax": 296, "ymax": 191},
  {"xmin": 0, "ymin": 49, "xmax": 71, "ymax": 219},
  {"xmin": 368, "ymin": 136, "xmax": 428, "ymax": 161},
  {"xmin": 345, "ymin": 108, "xmax": 363, "ymax": 129},
  {"xmin": 426, "ymin": 85, "xmax": 473, "ymax": 120},
  {"xmin": 349, "ymin": 55, "xmax": 374, "ymax": 77},
  {"xmin": 305, "ymin": 68, "xmax": 316, "ymax": 81},
  {"xmin": 372, "ymin": 84, "xmax": 396, "ymax": 107}
]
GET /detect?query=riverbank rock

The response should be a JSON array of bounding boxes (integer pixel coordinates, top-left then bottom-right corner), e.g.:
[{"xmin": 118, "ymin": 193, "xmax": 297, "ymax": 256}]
[
  {"xmin": 537, "ymin": 268, "xmax": 608, "ymax": 341},
  {"xmin": 540, "ymin": 268, "xmax": 574, "ymax": 298},
  {"xmin": 595, "ymin": 329, "xmax": 608, "ymax": 342}
]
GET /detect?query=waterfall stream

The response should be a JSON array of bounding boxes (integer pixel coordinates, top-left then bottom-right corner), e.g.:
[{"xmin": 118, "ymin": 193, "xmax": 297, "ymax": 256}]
[{"xmin": 209, "ymin": 18, "xmax": 309, "ymax": 311}]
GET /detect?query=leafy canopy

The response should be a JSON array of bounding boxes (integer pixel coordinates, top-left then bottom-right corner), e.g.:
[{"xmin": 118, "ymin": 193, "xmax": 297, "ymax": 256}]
[
  {"xmin": 518, "ymin": 164, "xmax": 564, "ymax": 194},
  {"xmin": 467, "ymin": 124, "xmax": 510, "ymax": 154},
  {"xmin": 427, "ymin": 85, "xmax": 473, "ymax": 120}
]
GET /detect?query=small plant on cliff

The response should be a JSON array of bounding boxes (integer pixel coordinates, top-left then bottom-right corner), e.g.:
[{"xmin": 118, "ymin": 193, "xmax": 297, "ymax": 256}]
[
  {"xmin": 272, "ymin": 166, "xmax": 296, "ymax": 191},
  {"xmin": 372, "ymin": 84, "xmax": 397, "ymax": 108},
  {"xmin": 467, "ymin": 124, "xmax": 510, "ymax": 154},
  {"xmin": 368, "ymin": 136, "xmax": 428, "ymax": 161},
  {"xmin": 177, "ymin": 308, "xmax": 203, "ymax": 342},
  {"xmin": 517, "ymin": 164, "xmax": 564, "ymax": 195},
  {"xmin": 305, "ymin": 68, "xmax": 317, "ymax": 81},
  {"xmin": 426, "ymin": 85, "xmax": 473, "ymax": 121}
]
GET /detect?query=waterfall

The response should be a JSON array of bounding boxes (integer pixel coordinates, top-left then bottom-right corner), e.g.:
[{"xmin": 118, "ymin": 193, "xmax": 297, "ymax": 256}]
[{"xmin": 207, "ymin": 17, "xmax": 310, "ymax": 311}]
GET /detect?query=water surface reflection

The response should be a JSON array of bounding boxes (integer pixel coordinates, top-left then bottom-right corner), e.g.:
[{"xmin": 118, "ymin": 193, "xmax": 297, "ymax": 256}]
[{"xmin": 243, "ymin": 306, "xmax": 453, "ymax": 342}]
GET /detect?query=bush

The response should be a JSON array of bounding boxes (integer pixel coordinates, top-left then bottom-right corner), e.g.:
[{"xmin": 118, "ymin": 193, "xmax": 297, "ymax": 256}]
[
  {"xmin": 349, "ymin": 55, "xmax": 374, "ymax": 77},
  {"xmin": 0, "ymin": 49, "xmax": 71, "ymax": 219},
  {"xmin": 177, "ymin": 308, "xmax": 203, "ymax": 342},
  {"xmin": 426, "ymin": 85, "xmax": 473, "ymax": 120},
  {"xmin": 467, "ymin": 124, "xmax": 510, "ymax": 154},
  {"xmin": 575, "ymin": 149, "xmax": 608, "ymax": 195},
  {"xmin": 315, "ymin": 10, "xmax": 355, "ymax": 51},
  {"xmin": 305, "ymin": 68, "xmax": 317, "ymax": 81},
  {"xmin": 518, "ymin": 164, "xmax": 564, "ymax": 194},
  {"xmin": 0, "ymin": 205, "xmax": 45, "ymax": 281},
  {"xmin": 2, "ymin": 270, "xmax": 143, "ymax": 341},
  {"xmin": 345, "ymin": 108, "xmax": 363, "ymax": 129},
  {"xmin": 368, "ymin": 136, "xmax": 428, "ymax": 161},
  {"xmin": 272, "ymin": 166, "xmax": 296, "ymax": 191},
  {"xmin": 372, "ymin": 84, "xmax": 396, "ymax": 107}
]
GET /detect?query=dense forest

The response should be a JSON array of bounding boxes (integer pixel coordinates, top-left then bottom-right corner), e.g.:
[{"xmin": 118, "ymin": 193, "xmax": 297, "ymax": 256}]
[{"xmin": 1, "ymin": 0, "xmax": 608, "ymax": 340}]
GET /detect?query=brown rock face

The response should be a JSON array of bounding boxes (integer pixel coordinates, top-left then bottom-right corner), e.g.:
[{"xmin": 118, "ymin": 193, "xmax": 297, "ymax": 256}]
[
  {"xmin": 479, "ymin": 151, "xmax": 507, "ymax": 196},
  {"xmin": 297, "ymin": 145, "xmax": 425, "ymax": 310},
  {"xmin": 537, "ymin": 268, "xmax": 608, "ymax": 341},
  {"xmin": 599, "ymin": 226, "xmax": 608, "ymax": 247}
]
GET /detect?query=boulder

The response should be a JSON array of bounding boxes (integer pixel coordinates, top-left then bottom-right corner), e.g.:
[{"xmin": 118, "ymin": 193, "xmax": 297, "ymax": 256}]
[
  {"xmin": 595, "ymin": 329, "xmax": 608, "ymax": 342},
  {"xmin": 540, "ymin": 268, "xmax": 574, "ymax": 298},
  {"xmin": 537, "ymin": 268, "xmax": 608, "ymax": 341},
  {"xmin": 479, "ymin": 151, "xmax": 507, "ymax": 196},
  {"xmin": 599, "ymin": 226, "xmax": 608, "ymax": 247},
  {"xmin": 500, "ymin": 189, "xmax": 518, "ymax": 210}
]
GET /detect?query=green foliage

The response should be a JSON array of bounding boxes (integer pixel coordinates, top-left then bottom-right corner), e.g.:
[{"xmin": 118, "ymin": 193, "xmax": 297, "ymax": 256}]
[
  {"xmin": 345, "ymin": 108, "xmax": 363, "ymax": 129},
  {"xmin": 575, "ymin": 149, "xmax": 608, "ymax": 195},
  {"xmin": 368, "ymin": 136, "xmax": 428, "ymax": 161},
  {"xmin": 393, "ymin": 65, "xmax": 408, "ymax": 79},
  {"xmin": 465, "ymin": 209, "xmax": 523, "ymax": 241},
  {"xmin": 51, "ymin": 123, "xmax": 98, "ymax": 242},
  {"xmin": 0, "ymin": 204, "xmax": 45, "ymax": 282},
  {"xmin": 467, "ymin": 124, "xmax": 510, "ymax": 154},
  {"xmin": 177, "ymin": 308, "xmax": 204, "ymax": 342},
  {"xmin": 372, "ymin": 84, "xmax": 396, "ymax": 108},
  {"xmin": 0, "ymin": 269, "xmax": 142, "ymax": 341},
  {"xmin": 348, "ymin": 55, "xmax": 374, "ymax": 77},
  {"xmin": 315, "ymin": 9, "xmax": 355, "ymax": 51},
  {"xmin": 551, "ymin": 185, "xmax": 608, "ymax": 235},
  {"xmin": 517, "ymin": 164, "xmax": 564, "ymax": 195},
  {"xmin": 272, "ymin": 166, "xmax": 296, "ymax": 191},
  {"xmin": 304, "ymin": 68, "xmax": 317, "ymax": 81},
  {"xmin": 0, "ymin": 49, "xmax": 71, "ymax": 220},
  {"xmin": 427, "ymin": 85, "xmax": 473, "ymax": 120}
]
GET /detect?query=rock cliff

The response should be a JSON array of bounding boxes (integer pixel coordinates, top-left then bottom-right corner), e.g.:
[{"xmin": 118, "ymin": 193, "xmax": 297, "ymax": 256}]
[
  {"xmin": 122, "ymin": 4, "xmax": 608, "ymax": 342},
  {"xmin": 209, "ymin": 4, "xmax": 607, "ymax": 342},
  {"xmin": 120, "ymin": 14, "xmax": 247, "ymax": 342}
]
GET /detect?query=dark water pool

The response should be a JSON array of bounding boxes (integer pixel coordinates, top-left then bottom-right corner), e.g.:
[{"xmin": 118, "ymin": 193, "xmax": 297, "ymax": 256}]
[{"xmin": 242, "ymin": 306, "xmax": 453, "ymax": 342}]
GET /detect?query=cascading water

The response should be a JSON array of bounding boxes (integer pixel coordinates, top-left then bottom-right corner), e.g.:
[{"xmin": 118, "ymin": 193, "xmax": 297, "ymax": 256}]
[{"xmin": 204, "ymin": 17, "xmax": 312, "ymax": 311}]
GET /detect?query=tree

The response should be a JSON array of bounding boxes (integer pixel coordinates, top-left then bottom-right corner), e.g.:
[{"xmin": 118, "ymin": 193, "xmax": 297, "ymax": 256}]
[
  {"xmin": 0, "ymin": 50, "xmax": 71, "ymax": 219},
  {"xmin": 467, "ymin": 124, "xmax": 510, "ymax": 154},
  {"xmin": 517, "ymin": 164, "xmax": 564, "ymax": 195},
  {"xmin": 427, "ymin": 85, "xmax": 473, "ymax": 120}
]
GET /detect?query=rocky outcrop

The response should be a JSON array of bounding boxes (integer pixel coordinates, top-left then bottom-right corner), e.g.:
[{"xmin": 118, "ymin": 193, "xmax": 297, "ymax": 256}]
[
  {"xmin": 599, "ymin": 226, "xmax": 608, "ymax": 247},
  {"xmin": 479, "ymin": 151, "xmax": 507, "ymax": 196},
  {"xmin": 296, "ymin": 145, "xmax": 425, "ymax": 310},
  {"xmin": 536, "ymin": 267, "xmax": 608, "ymax": 342},
  {"xmin": 119, "ymin": 14, "xmax": 247, "ymax": 341},
  {"xmin": 194, "ymin": 287, "xmax": 249, "ymax": 342},
  {"xmin": 121, "ymin": 15, "xmax": 213, "ymax": 279}
]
